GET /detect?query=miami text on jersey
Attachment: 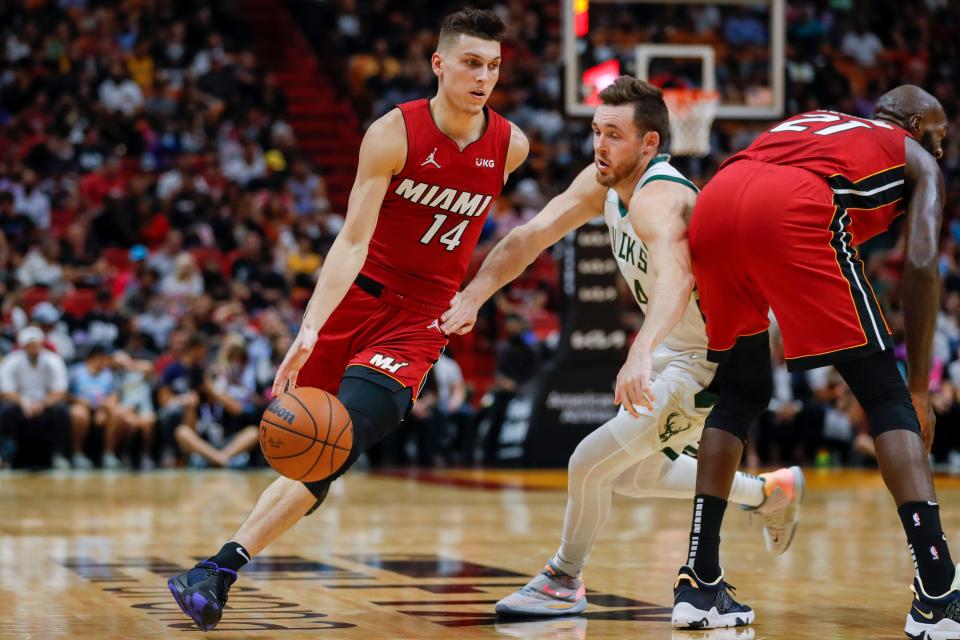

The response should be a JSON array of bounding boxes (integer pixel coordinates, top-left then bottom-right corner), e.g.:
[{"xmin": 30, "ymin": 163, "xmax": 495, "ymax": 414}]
[{"xmin": 394, "ymin": 179, "xmax": 494, "ymax": 217}]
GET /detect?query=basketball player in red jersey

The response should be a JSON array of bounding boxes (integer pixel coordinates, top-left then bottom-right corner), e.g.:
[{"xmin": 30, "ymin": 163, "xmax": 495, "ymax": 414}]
[
  {"xmin": 167, "ymin": 9, "xmax": 529, "ymax": 631},
  {"xmin": 670, "ymin": 85, "xmax": 960, "ymax": 637}
]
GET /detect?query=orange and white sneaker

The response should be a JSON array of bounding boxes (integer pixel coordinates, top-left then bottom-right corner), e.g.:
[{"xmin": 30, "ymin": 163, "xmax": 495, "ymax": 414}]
[
  {"xmin": 495, "ymin": 560, "xmax": 587, "ymax": 617},
  {"xmin": 745, "ymin": 466, "xmax": 805, "ymax": 555}
]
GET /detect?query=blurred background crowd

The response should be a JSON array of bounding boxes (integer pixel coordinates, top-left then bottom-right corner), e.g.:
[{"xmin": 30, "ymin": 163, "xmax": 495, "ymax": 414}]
[{"xmin": 1, "ymin": 0, "xmax": 958, "ymax": 472}]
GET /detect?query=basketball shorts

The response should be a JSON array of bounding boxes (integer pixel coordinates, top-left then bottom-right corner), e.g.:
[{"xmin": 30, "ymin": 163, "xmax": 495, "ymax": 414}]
[
  {"xmin": 296, "ymin": 275, "xmax": 449, "ymax": 400},
  {"xmin": 606, "ymin": 343, "xmax": 718, "ymax": 460},
  {"xmin": 689, "ymin": 159, "xmax": 893, "ymax": 371}
]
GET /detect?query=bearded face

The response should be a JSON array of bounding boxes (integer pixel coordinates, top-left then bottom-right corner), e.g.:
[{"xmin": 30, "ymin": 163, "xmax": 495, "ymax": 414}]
[{"xmin": 592, "ymin": 104, "xmax": 656, "ymax": 189}]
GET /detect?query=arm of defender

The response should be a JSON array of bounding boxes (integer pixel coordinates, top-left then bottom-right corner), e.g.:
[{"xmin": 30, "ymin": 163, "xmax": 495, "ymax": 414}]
[
  {"xmin": 902, "ymin": 136, "xmax": 945, "ymax": 449},
  {"xmin": 440, "ymin": 164, "xmax": 607, "ymax": 334},
  {"xmin": 271, "ymin": 111, "xmax": 406, "ymax": 396},
  {"xmin": 615, "ymin": 180, "xmax": 697, "ymax": 416}
]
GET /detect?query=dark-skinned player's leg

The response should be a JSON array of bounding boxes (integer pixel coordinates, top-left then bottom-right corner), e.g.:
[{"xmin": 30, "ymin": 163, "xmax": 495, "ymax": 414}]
[
  {"xmin": 672, "ymin": 161, "xmax": 772, "ymax": 629},
  {"xmin": 693, "ymin": 430, "xmax": 744, "ymax": 506},
  {"xmin": 875, "ymin": 430, "xmax": 935, "ymax": 505},
  {"xmin": 831, "ymin": 351, "xmax": 959, "ymax": 639},
  {"xmin": 833, "ymin": 351, "xmax": 954, "ymax": 589},
  {"xmin": 672, "ymin": 334, "xmax": 770, "ymax": 629}
]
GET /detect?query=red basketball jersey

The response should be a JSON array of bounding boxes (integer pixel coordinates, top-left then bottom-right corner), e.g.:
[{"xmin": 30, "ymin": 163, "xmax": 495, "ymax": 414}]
[
  {"xmin": 360, "ymin": 99, "xmax": 512, "ymax": 308},
  {"xmin": 723, "ymin": 110, "xmax": 909, "ymax": 245}
]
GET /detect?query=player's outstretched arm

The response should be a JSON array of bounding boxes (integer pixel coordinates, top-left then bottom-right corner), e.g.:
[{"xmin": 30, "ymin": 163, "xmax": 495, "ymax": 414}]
[
  {"xmin": 902, "ymin": 136, "xmax": 945, "ymax": 448},
  {"xmin": 271, "ymin": 111, "xmax": 406, "ymax": 396},
  {"xmin": 441, "ymin": 164, "xmax": 606, "ymax": 334},
  {"xmin": 615, "ymin": 180, "xmax": 696, "ymax": 416}
]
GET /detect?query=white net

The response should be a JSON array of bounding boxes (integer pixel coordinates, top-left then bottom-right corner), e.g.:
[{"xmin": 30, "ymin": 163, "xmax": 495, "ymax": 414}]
[{"xmin": 662, "ymin": 89, "xmax": 719, "ymax": 157}]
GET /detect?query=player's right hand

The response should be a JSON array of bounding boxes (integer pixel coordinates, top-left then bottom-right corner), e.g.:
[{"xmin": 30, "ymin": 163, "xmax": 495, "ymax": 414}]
[
  {"xmin": 271, "ymin": 330, "xmax": 318, "ymax": 398},
  {"xmin": 440, "ymin": 291, "xmax": 480, "ymax": 335},
  {"xmin": 911, "ymin": 389, "xmax": 936, "ymax": 452},
  {"xmin": 615, "ymin": 346, "xmax": 655, "ymax": 417}
]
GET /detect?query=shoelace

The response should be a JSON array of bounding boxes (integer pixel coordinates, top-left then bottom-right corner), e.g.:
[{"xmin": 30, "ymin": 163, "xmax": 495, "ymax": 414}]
[
  {"xmin": 521, "ymin": 567, "xmax": 575, "ymax": 597},
  {"xmin": 192, "ymin": 564, "xmax": 234, "ymax": 601},
  {"xmin": 945, "ymin": 595, "xmax": 960, "ymax": 621},
  {"xmin": 714, "ymin": 581, "xmax": 740, "ymax": 611}
]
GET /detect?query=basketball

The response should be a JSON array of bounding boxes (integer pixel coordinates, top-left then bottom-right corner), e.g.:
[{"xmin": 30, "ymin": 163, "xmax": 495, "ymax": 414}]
[{"xmin": 259, "ymin": 387, "xmax": 353, "ymax": 483}]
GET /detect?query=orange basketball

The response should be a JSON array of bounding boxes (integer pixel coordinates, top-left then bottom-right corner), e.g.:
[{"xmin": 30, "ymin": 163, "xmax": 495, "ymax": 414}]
[{"xmin": 259, "ymin": 387, "xmax": 353, "ymax": 483}]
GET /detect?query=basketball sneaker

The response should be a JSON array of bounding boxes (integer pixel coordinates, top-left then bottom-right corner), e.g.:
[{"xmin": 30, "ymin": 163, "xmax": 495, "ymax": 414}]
[
  {"xmin": 904, "ymin": 564, "xmax": 960, "ymax": 640},
  {"xmin": 167, "ymin": 561, "xmax": 237, "ymax": 631},
  {"xmin": 672, "ymin": 565, "xmax": 754, "ymax": 629},
  {"xmin": 495, "ymin": 560, "xmax": 587, "ymax": 617},
  {"xmin": 742, "ymin": 465, "xmax": 805, "ymax": 555}
]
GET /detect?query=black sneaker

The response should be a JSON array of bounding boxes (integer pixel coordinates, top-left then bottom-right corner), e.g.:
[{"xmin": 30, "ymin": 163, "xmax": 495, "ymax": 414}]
[
  {"xmin": 167, "ymin": 561, "xmax": 237, "ymax": 631},
  {"xmin": 904, "ymin": 564, "xmax": 960, "ymax": 640},
  {"xmin": 672, "ymin": 565, "xmax": 755, "ymax": 629}
]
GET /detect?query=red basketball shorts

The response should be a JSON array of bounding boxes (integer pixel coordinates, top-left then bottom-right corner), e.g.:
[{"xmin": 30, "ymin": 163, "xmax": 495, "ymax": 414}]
[
  {"xmin": 296, "ymin": 280, "xmax": 448, "ymax": 399},
  {"xmin": 689, "ymin": 159, "xmax": 893, "ymax": 371}
]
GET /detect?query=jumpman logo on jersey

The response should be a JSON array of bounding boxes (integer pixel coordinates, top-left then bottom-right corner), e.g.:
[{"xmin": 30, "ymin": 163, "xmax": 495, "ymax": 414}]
[
  {"xmin": 426, "ymin": 319, "xmax": 441, "ymax": 332},
  {"xmin": 421, "ymin": 147, "xmax": 441, "ymax": 169}
]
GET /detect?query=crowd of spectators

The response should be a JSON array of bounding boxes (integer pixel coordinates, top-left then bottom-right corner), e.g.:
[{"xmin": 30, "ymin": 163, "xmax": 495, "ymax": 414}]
[
  {"xmin": 2, "ymin": 0, "xmax": 959, "ymax": 470},
  {"xmin": 0, "ymin": 0, "xmax": 338, "ymax": 469}
]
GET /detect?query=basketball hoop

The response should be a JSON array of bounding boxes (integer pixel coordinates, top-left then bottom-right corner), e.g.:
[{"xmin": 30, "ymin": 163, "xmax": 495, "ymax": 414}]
[{"xmin": 662, "ymin": 88, "xmax": 719, "ymax": 157}]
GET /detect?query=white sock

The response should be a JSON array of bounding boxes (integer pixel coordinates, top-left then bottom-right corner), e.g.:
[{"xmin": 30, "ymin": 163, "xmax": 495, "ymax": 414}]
[{"xmin": 729, "ymin": 470, "xmax": 766, "ymax": 508}]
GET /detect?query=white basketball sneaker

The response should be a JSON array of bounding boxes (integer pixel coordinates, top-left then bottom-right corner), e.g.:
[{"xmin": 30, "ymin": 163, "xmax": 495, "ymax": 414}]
[
  {"xmin": 495, "ymin": 560, "xmax": 587, "ymax": 617},
  {"xmin": 744, "ymin": 466, "xmax": 805, "ymax": 555}
]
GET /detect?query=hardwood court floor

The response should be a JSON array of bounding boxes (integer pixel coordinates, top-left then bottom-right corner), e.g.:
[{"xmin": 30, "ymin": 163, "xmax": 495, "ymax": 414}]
[{"xmin": 2, "ymin": 468, "xmax": 959, "ymax": 640}]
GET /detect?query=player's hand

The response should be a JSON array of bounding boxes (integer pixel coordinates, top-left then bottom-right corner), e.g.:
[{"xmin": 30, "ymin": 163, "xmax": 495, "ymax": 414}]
[
  {"xmin": 615, "ymin": 346, "xmax": 655, "ymax": 417},
  {"xmin": 272, "ymin": 330, "xmax": 318, "ymax": 398},
  {"xmin": 440, "ymin": 291, "xmax": 480, "ymax": 335},
  {"xmin": 911, "ymin": 389, "xmax": 936, "ymax": 452}
]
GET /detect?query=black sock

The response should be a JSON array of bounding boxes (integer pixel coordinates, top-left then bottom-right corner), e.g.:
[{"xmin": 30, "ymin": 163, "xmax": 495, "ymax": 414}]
[
  {"xmin": 207, "ymin": 542, "xmax": 251, "ymax": 573},
  {"xmin": 898, "ymin": 501, "xmax": 955, "ymax": 596},
  {"xmin": 687, "ymin": 494, "xmax": 727, "ymax": 584}
]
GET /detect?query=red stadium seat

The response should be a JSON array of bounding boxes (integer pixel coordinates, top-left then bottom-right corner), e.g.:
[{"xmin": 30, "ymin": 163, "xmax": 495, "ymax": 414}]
[
  {"xmin": 102, "ymin": 247, "xmax": 131, "ymax": 271},
  {"xmin": 61, "ymin": 289, "xmax": 96, "ymax": 319},
  {"xmin": 190, "ymin": 248, "xmax": 225, "ymax": 274},
  {"xmin": 50, "ymin": 209, "xmax": 75, "ymax": 238},
  {"xmin": 222, "ymin": 249, "xmax": 243, "ymax": 276},
  {"xmin": 21, "ymin": 286, "xmax": 50, "ymax": 313}
]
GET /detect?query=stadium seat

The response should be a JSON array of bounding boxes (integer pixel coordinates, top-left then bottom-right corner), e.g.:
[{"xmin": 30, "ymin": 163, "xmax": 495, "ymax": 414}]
[
  {"xmin": 50, "ymin": 209, "xmax": 75, "ymax": 238},
  {"xmin": 102, "ymin": 248, "xmax": 132, "ymax": 271},
  {"xmin": 61, "ymin": 289, "xmax": 96, "ymax": 319},
  {"xmin": 190, "ymin": 248, "xmax": 225, "ymax": 274},
  {"xmin": 21, "ymin": 287, "xmax": 50, "ymax": 313}
]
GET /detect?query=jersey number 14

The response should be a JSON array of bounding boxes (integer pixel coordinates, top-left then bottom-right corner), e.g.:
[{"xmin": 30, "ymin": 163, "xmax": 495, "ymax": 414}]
[{"xmin": 420, "ymin": 214, "xmax": 469, "ymax": 251}]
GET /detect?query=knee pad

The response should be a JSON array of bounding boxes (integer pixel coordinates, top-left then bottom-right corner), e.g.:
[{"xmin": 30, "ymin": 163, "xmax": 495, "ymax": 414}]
[
  {"xmin": 704, "ymin": 332, "xmax": 772, "ymax": 441},
  {"xmin": 836, "ymin": 350, "xmax": 920, "ymax": 437},
  {"xmin": 302, "ymin": 367, "xmax": 413, "ymax": 510}
]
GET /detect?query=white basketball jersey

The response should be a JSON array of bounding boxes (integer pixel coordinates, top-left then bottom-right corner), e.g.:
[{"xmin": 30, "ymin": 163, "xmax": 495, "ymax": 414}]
[{"xmin": 602, "ymin": 154, "xmax": 707, "ymax": 353}]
